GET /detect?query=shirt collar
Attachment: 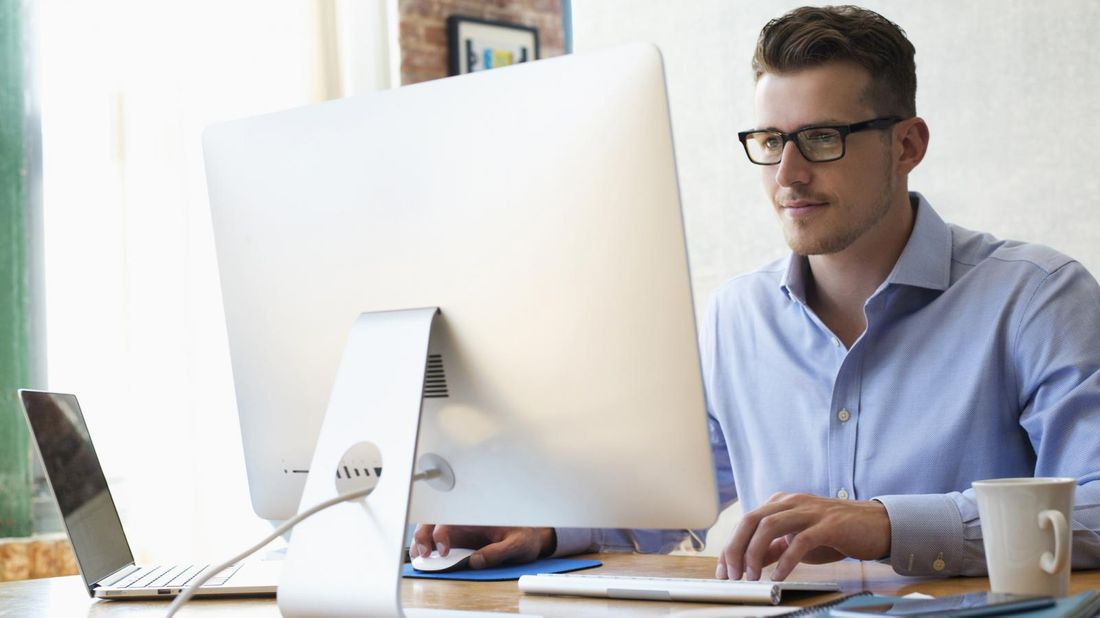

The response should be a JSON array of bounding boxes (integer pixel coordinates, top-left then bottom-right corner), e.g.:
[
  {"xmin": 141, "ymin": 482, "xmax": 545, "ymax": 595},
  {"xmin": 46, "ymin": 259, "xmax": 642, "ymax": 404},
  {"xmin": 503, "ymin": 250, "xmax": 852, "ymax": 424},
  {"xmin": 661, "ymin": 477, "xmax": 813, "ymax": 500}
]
[
  {"xmin": 884, "ymin": 192, "xmax": 952, "ymax": 291},
  {"xmin": 780, "ymin": 191, "xmax": 952, "ymax": 302}
]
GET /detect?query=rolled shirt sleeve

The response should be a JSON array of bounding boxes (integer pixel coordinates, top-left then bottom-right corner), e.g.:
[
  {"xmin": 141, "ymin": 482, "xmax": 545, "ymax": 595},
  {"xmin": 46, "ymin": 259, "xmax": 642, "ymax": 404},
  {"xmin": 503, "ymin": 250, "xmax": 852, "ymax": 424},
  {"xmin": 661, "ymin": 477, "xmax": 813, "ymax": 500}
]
[{"xmin": 877, "ymin": 260, "xmax": 1100, "ymax": 575}]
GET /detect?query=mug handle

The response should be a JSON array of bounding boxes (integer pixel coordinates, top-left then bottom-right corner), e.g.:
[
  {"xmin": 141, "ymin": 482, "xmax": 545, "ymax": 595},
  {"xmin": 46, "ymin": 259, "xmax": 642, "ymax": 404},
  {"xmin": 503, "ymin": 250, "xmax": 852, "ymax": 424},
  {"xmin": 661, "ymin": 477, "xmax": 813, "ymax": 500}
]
[{"xmin": 1038, "ymin": 509, "xmax": 1069, "ymax": 574}]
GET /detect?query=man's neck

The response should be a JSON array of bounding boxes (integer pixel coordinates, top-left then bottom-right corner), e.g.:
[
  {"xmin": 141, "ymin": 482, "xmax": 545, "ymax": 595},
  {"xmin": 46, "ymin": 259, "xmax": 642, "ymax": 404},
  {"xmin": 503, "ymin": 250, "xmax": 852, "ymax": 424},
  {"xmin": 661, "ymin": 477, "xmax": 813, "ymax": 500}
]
[{"xmin": 806, "ymin": 194, "xmax": 916, "ymax": 347}]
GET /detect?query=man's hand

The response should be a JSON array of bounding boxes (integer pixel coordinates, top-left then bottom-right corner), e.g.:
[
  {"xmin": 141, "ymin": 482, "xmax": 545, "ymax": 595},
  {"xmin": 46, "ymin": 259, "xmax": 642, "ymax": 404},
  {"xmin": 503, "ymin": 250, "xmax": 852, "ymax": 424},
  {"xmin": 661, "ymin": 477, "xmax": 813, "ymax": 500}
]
[
  {"xmin": 716, "ymin": 493, "xmax": 890, "ymax": 582},
  {"xmin": 410, "ymin": 525, "xmax": 555, "ymax": 569}
]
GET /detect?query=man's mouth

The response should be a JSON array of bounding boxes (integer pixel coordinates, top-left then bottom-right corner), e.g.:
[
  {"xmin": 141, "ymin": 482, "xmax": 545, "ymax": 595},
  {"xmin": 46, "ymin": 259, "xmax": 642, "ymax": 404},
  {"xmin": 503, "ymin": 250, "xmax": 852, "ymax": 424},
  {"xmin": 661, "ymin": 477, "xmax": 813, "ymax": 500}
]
[{"xmin": 780, "ymin": 199, "xmax": 827, "ymax": 216}]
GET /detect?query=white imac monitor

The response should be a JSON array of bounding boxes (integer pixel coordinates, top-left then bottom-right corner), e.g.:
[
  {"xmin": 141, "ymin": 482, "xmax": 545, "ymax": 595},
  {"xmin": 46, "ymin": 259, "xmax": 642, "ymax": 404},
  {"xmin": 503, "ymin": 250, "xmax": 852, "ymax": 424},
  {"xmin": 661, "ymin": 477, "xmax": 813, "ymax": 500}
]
[{"xmin": 203, "ymin": 44, "xmax": 716, "ymax": 538}]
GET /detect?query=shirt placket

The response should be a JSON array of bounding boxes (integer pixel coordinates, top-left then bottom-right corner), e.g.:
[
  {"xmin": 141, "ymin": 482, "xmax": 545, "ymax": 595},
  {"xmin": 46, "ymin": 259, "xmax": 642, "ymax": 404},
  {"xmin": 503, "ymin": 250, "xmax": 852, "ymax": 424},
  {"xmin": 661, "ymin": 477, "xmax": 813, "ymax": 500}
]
[
  {"xmin": 828, "ymin": 291, "xmax": 890, "ymax": 501},
  {"xmin": 828, "ymin": 340, "xmax": 862, "ymax": 501}
]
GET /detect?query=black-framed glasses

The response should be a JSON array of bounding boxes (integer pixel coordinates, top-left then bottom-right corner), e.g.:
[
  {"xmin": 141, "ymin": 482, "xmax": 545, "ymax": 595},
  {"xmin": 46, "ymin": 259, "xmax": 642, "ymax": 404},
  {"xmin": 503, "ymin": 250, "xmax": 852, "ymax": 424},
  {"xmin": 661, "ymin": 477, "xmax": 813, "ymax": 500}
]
[{"xmin": 737, "ymin": 116, "xmax": 904, "ymax": 165}]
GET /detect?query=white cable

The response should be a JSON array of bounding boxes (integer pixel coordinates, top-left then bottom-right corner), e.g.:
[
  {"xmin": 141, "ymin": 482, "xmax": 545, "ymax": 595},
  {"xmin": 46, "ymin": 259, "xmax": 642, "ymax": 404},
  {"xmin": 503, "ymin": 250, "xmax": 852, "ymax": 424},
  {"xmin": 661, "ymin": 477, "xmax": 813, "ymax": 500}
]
[
  {"xmin": 165, "ymin": 468, "xmax": 440, "ymax": 617},
  {"xmin": 165, "ymin": 486, "xmax": 371, "ymax": 618}
]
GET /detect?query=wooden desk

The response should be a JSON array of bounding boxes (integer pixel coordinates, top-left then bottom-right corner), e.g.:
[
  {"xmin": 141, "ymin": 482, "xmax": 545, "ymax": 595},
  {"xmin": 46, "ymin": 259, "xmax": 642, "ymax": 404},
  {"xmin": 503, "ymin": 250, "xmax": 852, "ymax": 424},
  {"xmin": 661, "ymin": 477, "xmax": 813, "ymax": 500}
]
[{"xmin": 2, "ymin": 553, "xmax": 1098, "ymax": 616}]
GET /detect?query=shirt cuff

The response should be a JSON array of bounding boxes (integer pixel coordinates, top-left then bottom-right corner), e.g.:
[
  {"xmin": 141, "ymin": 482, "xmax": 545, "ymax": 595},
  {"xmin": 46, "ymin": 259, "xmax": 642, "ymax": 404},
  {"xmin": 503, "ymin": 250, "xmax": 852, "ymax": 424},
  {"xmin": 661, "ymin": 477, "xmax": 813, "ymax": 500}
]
[
  {"xmin": 551, "ymin": 528, "xmax": 597, "ymax": 557},
  {"xmin": 874, "ymin": 493, "xmax": 965, "ymax": 576}
]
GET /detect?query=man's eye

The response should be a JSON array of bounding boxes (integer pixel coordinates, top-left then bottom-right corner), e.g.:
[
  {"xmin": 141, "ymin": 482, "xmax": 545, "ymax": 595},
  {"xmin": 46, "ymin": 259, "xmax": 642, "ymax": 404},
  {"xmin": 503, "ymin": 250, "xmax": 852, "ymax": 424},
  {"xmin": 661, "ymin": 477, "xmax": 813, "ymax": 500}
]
[
  {"xmin": 804, "ymin": 131, "xmax": 839, "ymax": 144},
  {"xmin": 762, "ymin": 136, "xmax": 783, "ymax": 150}
]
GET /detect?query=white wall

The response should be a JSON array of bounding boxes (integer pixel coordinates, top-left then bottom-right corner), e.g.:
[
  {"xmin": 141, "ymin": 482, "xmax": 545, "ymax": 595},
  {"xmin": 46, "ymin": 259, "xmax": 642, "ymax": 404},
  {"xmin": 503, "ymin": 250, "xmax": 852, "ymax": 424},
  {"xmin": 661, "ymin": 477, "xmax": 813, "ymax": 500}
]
[
  {"xmin": 573, "ymin": 0, "xmax": 1100, "ymax": 304},
  {"xmin": 572, "ymin": 0, "xmax": 1100, "ymax": 554}
]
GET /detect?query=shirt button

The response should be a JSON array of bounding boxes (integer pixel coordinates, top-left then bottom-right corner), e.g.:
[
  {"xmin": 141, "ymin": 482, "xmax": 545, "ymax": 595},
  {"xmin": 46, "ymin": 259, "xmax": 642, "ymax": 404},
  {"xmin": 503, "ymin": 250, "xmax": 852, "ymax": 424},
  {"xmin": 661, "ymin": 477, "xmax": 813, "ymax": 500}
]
[
  {"xmin": 836, "ymin": 488, "xmax": 849, "ymax": 500},
  {"xmin": 933, "ymin": 558, "xmax": 946, "ymax": 572},
  {"xmin": 837, "ymin": 409, "xmax": 851, "ymax": 422},
  {"xmin": 831, "ymin": 337, "xmax": 840, "ymax": 347}
]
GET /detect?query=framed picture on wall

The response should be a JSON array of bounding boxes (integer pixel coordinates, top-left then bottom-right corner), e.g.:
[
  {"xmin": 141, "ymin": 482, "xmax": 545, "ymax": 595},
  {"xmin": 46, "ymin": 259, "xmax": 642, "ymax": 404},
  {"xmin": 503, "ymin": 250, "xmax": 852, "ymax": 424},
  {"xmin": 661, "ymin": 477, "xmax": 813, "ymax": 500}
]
[{"xmin": 447, "ymin": 16, "xmax": 539, "ymax": 76}]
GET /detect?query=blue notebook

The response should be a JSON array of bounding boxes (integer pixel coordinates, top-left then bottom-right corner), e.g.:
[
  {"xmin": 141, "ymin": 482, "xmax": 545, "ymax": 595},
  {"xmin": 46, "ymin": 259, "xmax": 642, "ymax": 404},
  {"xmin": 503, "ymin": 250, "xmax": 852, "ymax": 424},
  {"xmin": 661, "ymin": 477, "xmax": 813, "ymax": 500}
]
[{"xmin": 401, "ymin": 558, "xmax": 602, "ymax": 582}]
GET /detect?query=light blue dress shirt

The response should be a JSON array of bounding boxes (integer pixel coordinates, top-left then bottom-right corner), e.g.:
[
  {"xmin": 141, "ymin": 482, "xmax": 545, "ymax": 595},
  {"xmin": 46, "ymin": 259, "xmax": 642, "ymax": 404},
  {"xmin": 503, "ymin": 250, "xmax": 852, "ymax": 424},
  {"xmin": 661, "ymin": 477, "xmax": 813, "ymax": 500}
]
[{"xmin": 554, "ymin": 193, "xmax": 1100, "ymax": 576}]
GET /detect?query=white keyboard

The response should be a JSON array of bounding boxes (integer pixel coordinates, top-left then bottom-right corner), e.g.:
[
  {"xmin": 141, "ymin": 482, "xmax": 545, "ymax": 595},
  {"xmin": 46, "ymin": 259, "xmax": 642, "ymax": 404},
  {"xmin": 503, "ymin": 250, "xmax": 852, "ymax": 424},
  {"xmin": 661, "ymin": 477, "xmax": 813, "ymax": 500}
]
[
  {"xmin": 99, "ymin": 563, "xmax": 241, "ymax": 589},
  {"xmin": 518, "ymin": 573, "xmax": 840, "ymax": 604}
]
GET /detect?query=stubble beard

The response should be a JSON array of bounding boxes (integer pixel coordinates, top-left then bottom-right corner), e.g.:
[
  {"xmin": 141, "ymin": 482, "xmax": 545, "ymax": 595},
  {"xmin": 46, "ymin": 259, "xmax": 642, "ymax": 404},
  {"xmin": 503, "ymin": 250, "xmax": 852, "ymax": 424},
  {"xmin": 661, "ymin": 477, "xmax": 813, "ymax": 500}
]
[{"xmin": 781, "ymin": 160, "xmax": 897, "ymax": 257}]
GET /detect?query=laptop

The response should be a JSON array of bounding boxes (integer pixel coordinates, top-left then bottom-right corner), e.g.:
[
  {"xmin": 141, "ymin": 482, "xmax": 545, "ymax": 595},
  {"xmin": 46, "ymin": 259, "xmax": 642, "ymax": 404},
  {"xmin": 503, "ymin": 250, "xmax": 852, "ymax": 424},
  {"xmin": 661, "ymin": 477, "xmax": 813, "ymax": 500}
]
[{"xmin": 18, "ymin": 389, "xmax": 280, "ymax": 599}]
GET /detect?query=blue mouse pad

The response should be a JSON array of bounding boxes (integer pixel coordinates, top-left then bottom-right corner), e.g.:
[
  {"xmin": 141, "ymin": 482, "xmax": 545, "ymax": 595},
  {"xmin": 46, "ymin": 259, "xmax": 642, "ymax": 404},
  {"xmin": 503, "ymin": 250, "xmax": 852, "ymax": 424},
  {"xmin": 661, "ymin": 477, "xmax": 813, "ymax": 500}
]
[{"xmin": 402, "ymin": 558, "xmax": 601, "ymax": 581}]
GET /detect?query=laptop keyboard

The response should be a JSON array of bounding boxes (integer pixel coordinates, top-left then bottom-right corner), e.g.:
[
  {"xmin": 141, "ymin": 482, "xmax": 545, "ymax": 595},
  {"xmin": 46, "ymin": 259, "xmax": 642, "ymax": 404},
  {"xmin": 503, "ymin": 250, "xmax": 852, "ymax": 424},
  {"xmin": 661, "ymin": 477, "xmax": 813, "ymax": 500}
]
[{"xmin": 101, "ymin": 563, "xmax": 243, "ymax": 589}]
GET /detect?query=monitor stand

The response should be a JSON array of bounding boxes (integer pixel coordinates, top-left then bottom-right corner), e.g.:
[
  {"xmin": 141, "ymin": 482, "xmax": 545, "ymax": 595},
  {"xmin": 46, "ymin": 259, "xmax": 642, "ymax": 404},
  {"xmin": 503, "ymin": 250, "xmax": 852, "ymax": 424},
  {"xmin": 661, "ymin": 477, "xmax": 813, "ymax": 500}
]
[{"xmin": 278, "ymin": 308, "xmax": 504, "ymax": 617}]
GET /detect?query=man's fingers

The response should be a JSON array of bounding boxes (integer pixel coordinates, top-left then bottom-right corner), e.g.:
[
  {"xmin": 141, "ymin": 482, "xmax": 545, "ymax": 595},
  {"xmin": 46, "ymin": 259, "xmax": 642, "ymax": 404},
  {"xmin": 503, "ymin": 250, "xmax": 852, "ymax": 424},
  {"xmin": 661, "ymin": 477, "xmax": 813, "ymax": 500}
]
[
  {"xmin": 721, "ymin": 537, "xmax": 744, "ymax": 580},
  {"xmin": 714, "ymin": 555, "xmax": 729, "ymax": 580},
  {"xmin": 432, "ymin": 525, "xmax": 455, "ymax": 556},
  {"xmin": 722, "ymin": 495, "xmax": 891, "ymax": 581},
  {"xmin": 742, "ymin": 511, "xmax": 809, "ymax": 580},
  {"xmin": 765, "ymin": 491, "xmax": 790, "ymax": 504},
  {"xmin": 761, "ymin": 536, "xmax": 790, "ymax": 570},
  {"xmin": 771, "ymin": 526, "xmax": 825, "ymax": 581},
  {"xmin": 411, "ymin": 524, "xmax": 436, "ymax": 558},
  {"xmin": 724, "ymin": 501, "xmax": 792, "ymax": 579},
  {"xmin": 800, "ymin": 546, "xmax": 847, "ymax": 564},
  {"xmin": 469, "ymin": 531, "xmax": 540, "ymax": 569}
]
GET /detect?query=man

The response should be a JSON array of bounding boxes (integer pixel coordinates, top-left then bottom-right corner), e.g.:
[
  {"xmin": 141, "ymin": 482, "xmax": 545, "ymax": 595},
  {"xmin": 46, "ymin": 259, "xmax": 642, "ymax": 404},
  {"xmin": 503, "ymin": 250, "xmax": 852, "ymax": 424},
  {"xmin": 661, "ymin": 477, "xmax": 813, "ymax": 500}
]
[{"xmin": 412, "ymin": 5, "xmax": 1100, "ymax": 579}]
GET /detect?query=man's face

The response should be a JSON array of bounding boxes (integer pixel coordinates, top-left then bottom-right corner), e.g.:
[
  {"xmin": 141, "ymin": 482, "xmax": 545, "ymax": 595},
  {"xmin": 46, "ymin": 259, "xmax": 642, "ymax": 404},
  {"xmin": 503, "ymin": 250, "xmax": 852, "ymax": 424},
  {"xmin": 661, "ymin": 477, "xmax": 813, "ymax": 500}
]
[{"xmin": 754, "ymin": 62, "xmax": 897, "ymax": 256}]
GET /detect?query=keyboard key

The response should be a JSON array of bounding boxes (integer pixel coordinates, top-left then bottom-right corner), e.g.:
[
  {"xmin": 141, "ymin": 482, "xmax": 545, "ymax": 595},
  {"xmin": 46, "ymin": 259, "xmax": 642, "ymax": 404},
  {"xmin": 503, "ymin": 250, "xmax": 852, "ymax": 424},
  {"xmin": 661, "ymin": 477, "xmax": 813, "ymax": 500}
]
[
  {"xmin": 129, "ymin": 565, "xmax": 169, "ymax": 588},
  {"xmin": 100, "ymin": 565, "xmax": 139, "ymax": 587},
  {"xmin": 165, "ymin": 565, "xmax": 204, "ymax": 588},
  {"xmin": 115, "ymin": 566, "xmax": 161, "ymax": 588},
  {"xmin": 146, "ymin": 565, "xmax": 184, "ymax": 587}
]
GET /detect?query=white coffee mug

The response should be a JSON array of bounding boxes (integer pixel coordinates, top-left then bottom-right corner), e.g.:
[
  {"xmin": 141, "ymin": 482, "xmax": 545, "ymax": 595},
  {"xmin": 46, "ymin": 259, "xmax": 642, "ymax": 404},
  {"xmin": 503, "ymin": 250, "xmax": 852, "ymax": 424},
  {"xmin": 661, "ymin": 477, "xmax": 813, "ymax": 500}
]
[{"xmin": 972, "ymin": 477, "xmax": 1074, "ymax": 596}]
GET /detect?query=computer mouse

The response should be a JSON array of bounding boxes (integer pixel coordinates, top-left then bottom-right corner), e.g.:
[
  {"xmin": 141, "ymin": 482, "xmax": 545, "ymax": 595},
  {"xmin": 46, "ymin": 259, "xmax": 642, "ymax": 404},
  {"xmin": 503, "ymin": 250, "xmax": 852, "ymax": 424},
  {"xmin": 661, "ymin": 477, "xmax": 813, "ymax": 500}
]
[{"xmin": 410, "ymin": 548, "xmax": 477, "ymax": 573}]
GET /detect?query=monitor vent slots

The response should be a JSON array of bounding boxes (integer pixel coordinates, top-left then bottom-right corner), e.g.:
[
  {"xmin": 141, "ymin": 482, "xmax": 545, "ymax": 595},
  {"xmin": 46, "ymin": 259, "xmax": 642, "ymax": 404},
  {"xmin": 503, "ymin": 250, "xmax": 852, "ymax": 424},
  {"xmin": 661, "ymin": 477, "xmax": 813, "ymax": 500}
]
[{"xmin": 423, "ymin": 354, "xmax": 449, "ymax": 398}]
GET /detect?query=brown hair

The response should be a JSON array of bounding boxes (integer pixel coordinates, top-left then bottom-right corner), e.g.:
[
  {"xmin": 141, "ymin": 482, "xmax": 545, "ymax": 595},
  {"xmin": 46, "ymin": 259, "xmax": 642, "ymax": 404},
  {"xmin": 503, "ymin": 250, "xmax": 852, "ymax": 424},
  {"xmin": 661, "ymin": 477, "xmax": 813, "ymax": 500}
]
[{"xmin": 752, "ymin": 5, "xmax": 916, "ymax": 118}]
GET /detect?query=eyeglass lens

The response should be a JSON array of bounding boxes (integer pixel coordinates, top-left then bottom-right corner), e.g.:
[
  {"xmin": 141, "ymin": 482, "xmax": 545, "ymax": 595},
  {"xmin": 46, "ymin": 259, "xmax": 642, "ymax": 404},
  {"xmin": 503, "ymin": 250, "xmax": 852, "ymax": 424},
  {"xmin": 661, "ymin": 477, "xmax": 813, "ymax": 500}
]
[{"xmin": 744, "ymin": 127, "xmax": 844, "ymax": 164}]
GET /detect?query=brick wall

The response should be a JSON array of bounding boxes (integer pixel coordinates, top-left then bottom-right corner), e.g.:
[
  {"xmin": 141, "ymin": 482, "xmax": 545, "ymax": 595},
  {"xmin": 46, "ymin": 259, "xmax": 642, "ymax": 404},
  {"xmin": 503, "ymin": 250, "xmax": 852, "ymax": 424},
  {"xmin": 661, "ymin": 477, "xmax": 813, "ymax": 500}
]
[
  {"xmin": 0, "ymin": 534, "xmax": 78, "ymax": 581},
  {"xmin": 400, "ymin": 0, "xmax": 565, "ymax": 85}
]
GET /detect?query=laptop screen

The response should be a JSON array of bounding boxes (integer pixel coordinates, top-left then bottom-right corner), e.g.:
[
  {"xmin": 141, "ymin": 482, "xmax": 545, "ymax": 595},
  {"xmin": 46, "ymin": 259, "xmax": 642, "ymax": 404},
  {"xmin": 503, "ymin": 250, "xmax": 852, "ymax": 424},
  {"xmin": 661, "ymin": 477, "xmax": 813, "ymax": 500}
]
[{"xmin": 20, "ymin": 390, "xmax": 134, "ymax": 590}]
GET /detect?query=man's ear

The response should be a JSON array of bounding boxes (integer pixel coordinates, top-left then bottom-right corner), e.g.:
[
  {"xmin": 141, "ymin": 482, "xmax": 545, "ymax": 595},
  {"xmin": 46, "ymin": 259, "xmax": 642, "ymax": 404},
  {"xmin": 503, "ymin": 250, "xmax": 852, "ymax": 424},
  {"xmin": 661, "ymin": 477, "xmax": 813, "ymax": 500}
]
[{"xmin": 895, "ymin": 117, "xmax": 929, "ymax": 176}]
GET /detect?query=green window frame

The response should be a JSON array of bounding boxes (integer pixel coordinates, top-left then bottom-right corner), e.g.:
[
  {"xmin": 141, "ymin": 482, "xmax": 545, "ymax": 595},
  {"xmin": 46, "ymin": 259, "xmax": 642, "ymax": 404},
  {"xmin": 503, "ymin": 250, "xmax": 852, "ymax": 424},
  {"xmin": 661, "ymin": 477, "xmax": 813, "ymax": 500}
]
[{"xmin": 1, "ymin": 0, "xmax": 39, "ymax": 539}]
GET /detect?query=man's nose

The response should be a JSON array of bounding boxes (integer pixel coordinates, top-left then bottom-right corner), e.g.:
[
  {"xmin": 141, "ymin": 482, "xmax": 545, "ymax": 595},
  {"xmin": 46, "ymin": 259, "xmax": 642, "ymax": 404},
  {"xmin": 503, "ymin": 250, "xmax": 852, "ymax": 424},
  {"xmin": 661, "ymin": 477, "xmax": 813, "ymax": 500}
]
[{"xmin": 774, "ymin": 140, "xmax": 811, "ymax": 187}]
